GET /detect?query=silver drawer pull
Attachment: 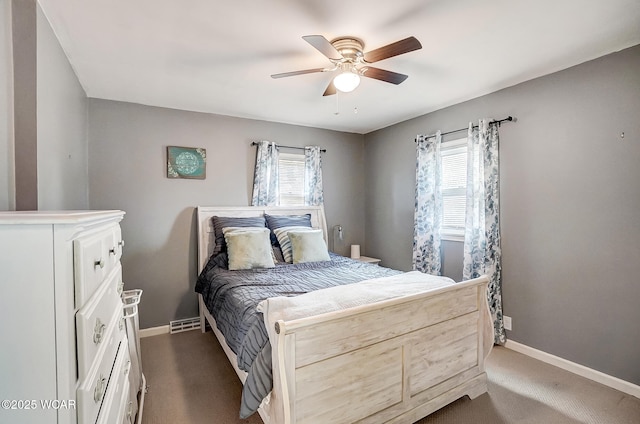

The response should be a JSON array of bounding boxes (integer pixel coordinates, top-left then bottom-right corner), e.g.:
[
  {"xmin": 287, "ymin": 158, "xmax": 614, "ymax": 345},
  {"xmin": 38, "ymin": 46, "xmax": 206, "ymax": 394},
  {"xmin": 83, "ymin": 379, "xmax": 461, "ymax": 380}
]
[
  {"xmin": 118, "ymin": 239, "xmax": 125, "ymax": 247},
  {"xmin": 93, "ymin": 318, "xmax": 106, "ymax": 344},
  {"xmin": 117, "ymin": 281, "xmax": 125, "ymax": 295},
  {"xmin": 109, "ymin": 246, "xmax": 117, "ymax": 255},
  {"xmin": 119, "ymin": 316, "xmax": 125, "ymax": 331},
  {"xmin": 94, "ymin": 258, "xmax": 105, "ymax": 269},
  {"xmin": 124, "ymin": 360, "xmax": 131, "ymax": 376},
  {"xmin": 127, "ymin": 401, "xmax": 133, "ymax": 419},
  {"xmin": 93, "ymin": 374, "xmax": 106, "ymax": 403}
]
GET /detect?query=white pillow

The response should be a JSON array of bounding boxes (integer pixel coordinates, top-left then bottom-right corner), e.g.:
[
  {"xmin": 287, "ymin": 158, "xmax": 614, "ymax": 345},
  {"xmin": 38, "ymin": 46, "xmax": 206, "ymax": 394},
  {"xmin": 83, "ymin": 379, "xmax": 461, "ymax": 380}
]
[
  {"xmin": 273, "ymin": 226, "xmax": 317, "ymax": 263},
  {"xmin": 222, "ymin": 227, "xmax": 275, "ymax": 270},
  {"xmin": 288, "ymin": 230, "xmax": 330, "ymax": 264}
]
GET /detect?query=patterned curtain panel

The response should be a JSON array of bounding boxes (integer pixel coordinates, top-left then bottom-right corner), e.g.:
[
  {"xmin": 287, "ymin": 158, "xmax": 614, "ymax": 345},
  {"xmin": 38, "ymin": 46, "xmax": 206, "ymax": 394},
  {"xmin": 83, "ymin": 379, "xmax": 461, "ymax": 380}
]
[
  {"xmin": 412, "ymin": 132, "xmax": 443, "ymax": 275},
  {"xmin": 251, "ymin": 141, "xmax": 280, "ymax": 206},
  {"xmin": 463, "ymin": 120, "xmax": 506, "ymax": 345},
  {"xmin": 304, "ymin": 146, "xmax": 324, "ymax": 206}
]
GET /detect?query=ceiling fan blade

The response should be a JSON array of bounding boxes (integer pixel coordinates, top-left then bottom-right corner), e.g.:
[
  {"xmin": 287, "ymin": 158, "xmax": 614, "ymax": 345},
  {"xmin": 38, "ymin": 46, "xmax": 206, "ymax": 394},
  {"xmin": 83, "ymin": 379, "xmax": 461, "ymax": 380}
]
[
  {"xmin": 322, "ymin": 81, "xmax": 336, "ymax": 96},
  {"xmin": 271, "ymin": 68, "xmax": 326, "ymax": 79},
  {"xmin": 361, "ymin": 67, "xmax": 409, "ymax": 85},
  {"xmin": 363, "ymin": 36, "xmax": 422, "ymax": 63},
  {"xmin": 302, "ymin": 35, "xmax": 343, "ymax": 60}
]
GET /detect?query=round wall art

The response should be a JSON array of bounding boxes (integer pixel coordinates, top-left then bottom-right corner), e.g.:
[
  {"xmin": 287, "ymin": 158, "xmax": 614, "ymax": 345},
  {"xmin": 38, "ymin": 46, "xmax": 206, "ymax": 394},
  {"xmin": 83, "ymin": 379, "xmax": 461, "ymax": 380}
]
[{"xmin": 167, "ymin": 146, "xmax": 206, "ymax": 179}]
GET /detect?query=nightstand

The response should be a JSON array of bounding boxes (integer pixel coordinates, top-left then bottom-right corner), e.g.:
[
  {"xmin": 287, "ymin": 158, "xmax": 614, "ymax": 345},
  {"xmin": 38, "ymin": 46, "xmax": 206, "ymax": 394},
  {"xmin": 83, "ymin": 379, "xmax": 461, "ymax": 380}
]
[{"xmin": 353, "ymin": 255, "xmax": 381, "ymax": 265}]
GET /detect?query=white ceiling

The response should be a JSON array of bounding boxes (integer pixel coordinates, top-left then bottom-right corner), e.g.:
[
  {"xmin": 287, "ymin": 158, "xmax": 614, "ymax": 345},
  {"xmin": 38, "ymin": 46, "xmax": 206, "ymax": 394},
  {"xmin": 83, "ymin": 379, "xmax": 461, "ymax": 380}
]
[{"xmin": 38, "ymin": 0, "xmax": 640, "ymax": 134}]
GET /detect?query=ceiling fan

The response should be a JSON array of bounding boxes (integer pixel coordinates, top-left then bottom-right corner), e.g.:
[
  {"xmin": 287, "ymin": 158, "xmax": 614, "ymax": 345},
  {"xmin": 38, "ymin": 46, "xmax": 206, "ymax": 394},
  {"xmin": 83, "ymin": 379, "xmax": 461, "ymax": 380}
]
[{"xmin": 271, "ymin": 35, "xmax": 422, "ymax": 96}]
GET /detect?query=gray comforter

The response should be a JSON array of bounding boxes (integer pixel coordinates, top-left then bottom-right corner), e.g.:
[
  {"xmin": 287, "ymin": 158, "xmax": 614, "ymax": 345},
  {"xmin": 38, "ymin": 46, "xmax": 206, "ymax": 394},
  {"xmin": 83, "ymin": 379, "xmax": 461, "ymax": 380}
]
[{"xmin": 195, "ymin": 252, "xmax": 401, "ymax": 418}]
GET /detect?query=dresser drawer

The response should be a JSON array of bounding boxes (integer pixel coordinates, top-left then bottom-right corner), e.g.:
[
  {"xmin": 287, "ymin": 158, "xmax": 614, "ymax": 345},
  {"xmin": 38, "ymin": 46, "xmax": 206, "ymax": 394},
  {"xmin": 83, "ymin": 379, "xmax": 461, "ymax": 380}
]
[
  {"xmin": 77, "ymin": 323, "xmax": 123, "ymax": 424},
  {"xmin": 74, "ymin": 226, "xmax": 121, "ymax": 307},
  {"xmin": 96, "ymin": 340, "xmax": 131, "ymax": 424},
  {"xmin": 76, "ymin": 265, "xmax": 125, "ymax": 381}
]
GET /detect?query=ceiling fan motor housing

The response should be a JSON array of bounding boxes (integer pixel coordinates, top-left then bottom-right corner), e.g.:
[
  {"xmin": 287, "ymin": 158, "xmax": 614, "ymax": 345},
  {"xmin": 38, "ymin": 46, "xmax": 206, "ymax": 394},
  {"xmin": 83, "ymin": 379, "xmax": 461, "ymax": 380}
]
[{"xmin": 330, "ymin": 37, "xmax": 365, "ymax": 62}]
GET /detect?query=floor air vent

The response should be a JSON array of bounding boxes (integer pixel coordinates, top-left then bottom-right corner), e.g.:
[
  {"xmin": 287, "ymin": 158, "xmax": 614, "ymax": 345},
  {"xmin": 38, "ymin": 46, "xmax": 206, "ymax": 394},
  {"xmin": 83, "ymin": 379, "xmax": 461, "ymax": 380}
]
[{"xmin": 170, "ymin": 317, "xmax": 201, "ymax": 334}]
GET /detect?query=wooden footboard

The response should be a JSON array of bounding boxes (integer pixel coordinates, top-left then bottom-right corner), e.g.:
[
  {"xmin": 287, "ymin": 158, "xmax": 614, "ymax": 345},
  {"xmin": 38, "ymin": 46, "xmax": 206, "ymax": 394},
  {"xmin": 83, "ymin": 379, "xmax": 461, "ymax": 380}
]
[{"xmin": 269, "ymin": 276, "xmax": 492, "ymax": 424}]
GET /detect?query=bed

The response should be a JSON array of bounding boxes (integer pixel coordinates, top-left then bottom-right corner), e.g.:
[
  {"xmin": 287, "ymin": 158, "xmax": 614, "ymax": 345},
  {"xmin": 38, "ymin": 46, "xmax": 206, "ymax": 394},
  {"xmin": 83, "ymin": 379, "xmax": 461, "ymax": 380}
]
[{"xmin": 196, "ymin": 205, "xmax": 493, "ymax": 424}]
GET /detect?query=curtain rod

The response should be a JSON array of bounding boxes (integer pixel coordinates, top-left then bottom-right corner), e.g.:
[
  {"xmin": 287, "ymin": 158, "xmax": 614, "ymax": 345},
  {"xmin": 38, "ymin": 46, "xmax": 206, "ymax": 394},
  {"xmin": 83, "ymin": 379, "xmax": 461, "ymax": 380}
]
[
  {"xmin": 418, "ymin": 116, "xmax": 516, "ymax": 141},
  {"xmin": 251, "ymin": 142, "xmax": 327, "ymax": 153}
]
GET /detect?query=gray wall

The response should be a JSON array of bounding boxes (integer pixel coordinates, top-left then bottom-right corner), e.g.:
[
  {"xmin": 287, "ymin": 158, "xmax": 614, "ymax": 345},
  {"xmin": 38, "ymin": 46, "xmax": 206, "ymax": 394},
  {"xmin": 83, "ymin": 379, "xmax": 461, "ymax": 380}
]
[
  {"xmin": 88, "ymin": 99, "xmax": 365, "ymax": 329},
  {"xmin": 0, "ymin": 2, "xmax": 88, "ymax": 211},
  {"xmin": 0, "ymin": 0, "xmax": 13, "ymax": 210},
  {"xmin": 36, "ymin": 5, "xmax": 88, "ymax": 209},
  {"xmin": 364, "ymin": 45, "xmax": 640, "ymax": 385}
]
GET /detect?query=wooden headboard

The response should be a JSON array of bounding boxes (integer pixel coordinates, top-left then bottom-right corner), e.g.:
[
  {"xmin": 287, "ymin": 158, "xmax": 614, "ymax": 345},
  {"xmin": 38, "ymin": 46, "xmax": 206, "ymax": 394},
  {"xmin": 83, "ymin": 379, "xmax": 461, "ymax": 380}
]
[{"xmin": 196, "ymin": 205, "xmax": 328, "ymax": 272}]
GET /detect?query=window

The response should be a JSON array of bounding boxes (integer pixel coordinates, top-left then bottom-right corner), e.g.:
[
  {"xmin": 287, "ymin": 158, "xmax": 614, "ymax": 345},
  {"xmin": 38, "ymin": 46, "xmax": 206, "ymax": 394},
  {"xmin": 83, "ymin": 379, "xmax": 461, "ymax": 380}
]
[
  {"xmin": 441, "ymin": 138, "xmax": 467, "ymax": 240},
  {"xmin": 278, "ymin": 153, "xmax": 305, "ymax": 206}
]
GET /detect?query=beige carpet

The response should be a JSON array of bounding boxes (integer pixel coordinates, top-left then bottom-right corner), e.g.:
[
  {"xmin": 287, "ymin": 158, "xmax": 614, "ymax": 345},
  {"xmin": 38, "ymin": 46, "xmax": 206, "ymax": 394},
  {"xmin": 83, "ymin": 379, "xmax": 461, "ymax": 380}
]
[{"xmin": 140, "ymin": 330, "xmax": 640, "ymax": 424}]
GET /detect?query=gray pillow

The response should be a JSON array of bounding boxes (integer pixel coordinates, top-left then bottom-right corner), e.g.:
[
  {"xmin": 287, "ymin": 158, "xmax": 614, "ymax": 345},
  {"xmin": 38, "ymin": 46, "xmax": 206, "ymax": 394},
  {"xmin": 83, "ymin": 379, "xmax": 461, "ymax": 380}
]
[
  {"xmin": 265, "ymin": 213, "xmax": 312, "ymax": 246},
  {"xmin": 211, "ymin": 216, "xmax": 266, "ymax": 256},
  {"xmin": 272, "ymin": 246, "xmax": 285, "ymax": 263}
]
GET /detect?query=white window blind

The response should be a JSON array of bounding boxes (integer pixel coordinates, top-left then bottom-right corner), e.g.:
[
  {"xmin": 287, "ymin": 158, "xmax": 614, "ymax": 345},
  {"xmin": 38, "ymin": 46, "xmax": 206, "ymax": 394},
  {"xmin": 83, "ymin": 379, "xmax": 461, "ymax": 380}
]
[
  {"xmin": 441, "ymin": 138, "xmax": 467, "ymax": 238},
  {"xmin": 278, "ymin": 153, "xmax": 305, "ymax": 206}
]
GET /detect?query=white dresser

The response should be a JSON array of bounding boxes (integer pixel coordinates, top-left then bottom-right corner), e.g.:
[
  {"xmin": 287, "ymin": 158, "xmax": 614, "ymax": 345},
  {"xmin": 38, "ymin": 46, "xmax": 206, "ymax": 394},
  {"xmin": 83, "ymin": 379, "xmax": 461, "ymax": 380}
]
[{"xmin": 0, "ymin": 211, "xmax": 140, "ymax": 424}]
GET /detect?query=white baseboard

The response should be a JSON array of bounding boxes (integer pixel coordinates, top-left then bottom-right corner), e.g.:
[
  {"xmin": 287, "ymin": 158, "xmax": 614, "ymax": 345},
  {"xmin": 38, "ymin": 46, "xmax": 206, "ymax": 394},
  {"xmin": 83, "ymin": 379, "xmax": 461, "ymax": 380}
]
[
  {"xmin": 504, "ymin": 340, "xmax": 640, "ymax": 399},
  {"xmin": 139, "ymin": 325, "xmax": 170, "ymax": 338}
]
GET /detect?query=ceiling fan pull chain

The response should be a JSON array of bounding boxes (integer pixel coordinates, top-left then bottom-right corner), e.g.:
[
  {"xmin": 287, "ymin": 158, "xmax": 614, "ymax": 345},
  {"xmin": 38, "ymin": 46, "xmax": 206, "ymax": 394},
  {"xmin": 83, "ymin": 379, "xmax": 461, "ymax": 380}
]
[{"xmin": 334, "ymin": 92, "xmax": 340, "ymax": 115}]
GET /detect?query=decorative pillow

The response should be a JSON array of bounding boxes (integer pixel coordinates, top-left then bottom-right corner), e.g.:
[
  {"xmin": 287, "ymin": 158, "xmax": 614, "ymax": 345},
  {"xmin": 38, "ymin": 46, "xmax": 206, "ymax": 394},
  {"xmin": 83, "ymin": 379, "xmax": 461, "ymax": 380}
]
[
  {"xmin": 288, "ymin": 230, "xmax": 330, "ymax": 264},
  {"xmin": 211, "ymin": 216, "xmax": 266, "ymax": 256},
  {"xmin": 273, "ymin": 226, "xmax": 316, "ymax": 263},
  {"xmin": 222, "ymin": 227, "xmax": 275, "ymax": 270},
  {"xmin": 222, "ymin": 226, "xmax": 277, "ymax": 261},
  {"xmin": 265, "ymin": 213, "xmax": 312, "ymax": 246}
]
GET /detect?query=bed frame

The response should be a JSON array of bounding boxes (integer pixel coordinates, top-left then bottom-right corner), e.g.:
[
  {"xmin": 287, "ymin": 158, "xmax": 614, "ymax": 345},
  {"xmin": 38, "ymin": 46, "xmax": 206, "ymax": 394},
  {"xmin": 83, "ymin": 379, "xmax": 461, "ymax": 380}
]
[{"xmin": 196, "ymin": 205, "xmax": 492, "ymax": 424}]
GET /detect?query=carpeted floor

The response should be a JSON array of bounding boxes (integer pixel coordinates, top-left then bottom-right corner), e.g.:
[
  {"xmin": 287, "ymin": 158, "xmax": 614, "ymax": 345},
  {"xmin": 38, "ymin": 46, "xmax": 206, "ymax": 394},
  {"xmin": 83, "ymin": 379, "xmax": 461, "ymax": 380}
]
[{"xmin": 140, "ymin": 330, "xmax": 640, "ymax": 424}]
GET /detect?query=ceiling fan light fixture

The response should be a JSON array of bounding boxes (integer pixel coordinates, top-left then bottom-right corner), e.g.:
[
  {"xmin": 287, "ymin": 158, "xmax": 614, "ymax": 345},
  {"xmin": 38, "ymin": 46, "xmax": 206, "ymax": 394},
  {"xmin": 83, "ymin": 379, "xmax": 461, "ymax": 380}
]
[{"xmin": 333, "ymin": 71, "xmax": 361, "ymax": 93}]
